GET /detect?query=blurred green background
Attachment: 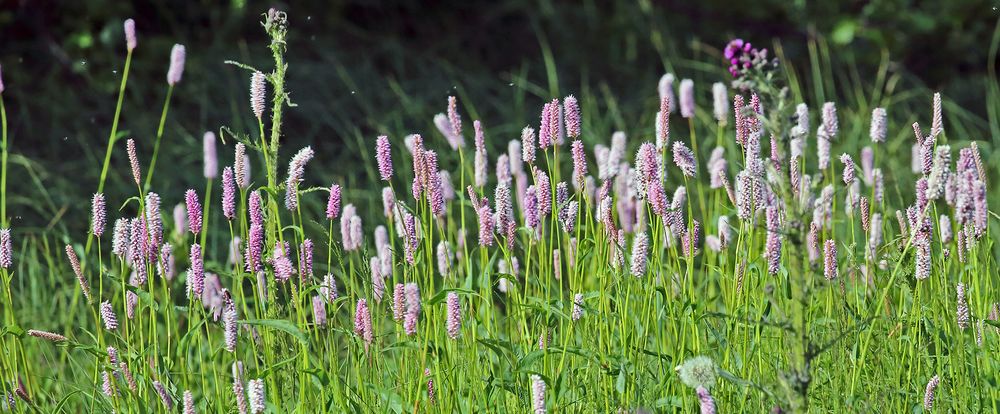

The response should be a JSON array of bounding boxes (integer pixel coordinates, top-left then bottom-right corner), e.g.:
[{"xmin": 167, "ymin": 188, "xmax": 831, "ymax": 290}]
[{"xmin": 1, "ymin": 0, "xmax": 998, "ymax": 239}]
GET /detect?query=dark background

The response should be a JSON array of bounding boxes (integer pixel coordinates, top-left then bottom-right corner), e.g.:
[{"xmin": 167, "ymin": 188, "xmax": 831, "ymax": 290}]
[{"xmin": 1, "ymin": 0, "xmax": 998, "ymax": 238}]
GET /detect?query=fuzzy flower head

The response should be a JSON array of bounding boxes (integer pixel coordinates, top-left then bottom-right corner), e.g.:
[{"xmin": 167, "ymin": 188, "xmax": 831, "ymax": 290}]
[
  {"xmin": 672, "ymin": 141, "xmax": 697, "ymax": 177},
  {"xmin": 375, "ymin": 135, "xmax": 393, "ymax": 181},
  {"xmin": 563, "ymin": 95, "xmax": 581, "ymax": 138},
  {"xmin": 203, "ymin": 131, "xmax": 218, "ymax": 179},
  {"xmin": 284, "ymin": 146, "xmax": 315, "ymax": 211},
  {"xmin": 676, "ymin": 356, "xmax": 717, "ymax": 389},
  {"xmin": 531, "ymin": 375, "xmax": 546, "ymax": 414},
  {"xmin": 326, "ymin": 184, "xmax": 341, "ymax": 220},
  {"xmin": 91, "ymin": 193, "xmax": 106, "ymax": 237},
  {"xmin": 126, "ymin": 138, "xmax": 142, "ymax": 185},
  {"xmin": 185, "ymin": 189, "xmax": 202, "ymax": 234},
  {"xmin": 445, "ymin": 292, "xmax": 461, "ymax": 339},
  {"xmin": 711, "ymin": 82, "xmax": 728, "ymax": 123},
  {"xmin": 124, "ymin": 19, "xmax": 137, "ymax": 51},
  {"xmin": 250, "ymin": 71, "xmax": 266, "ymax": 119},
  {"xmin": 679, "ymin": 79, "xmax": 695, "ymax": 118},
  {"xmin": 870, "ymin": 107, "xmax": 887, "ymax": 143},
  {"xmin": 167, "ymin": 44, "xmax": 186, "ymax": 85},
  {"xmin": 222, "ymin": 167, "xmax": 236, "ymax": 220}
]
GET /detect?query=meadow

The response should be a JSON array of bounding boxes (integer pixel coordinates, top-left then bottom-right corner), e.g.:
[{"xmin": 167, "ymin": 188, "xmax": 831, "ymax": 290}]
[{"xmin": 0, "ymin": 7, "xmax": 998, "ymax": 413}]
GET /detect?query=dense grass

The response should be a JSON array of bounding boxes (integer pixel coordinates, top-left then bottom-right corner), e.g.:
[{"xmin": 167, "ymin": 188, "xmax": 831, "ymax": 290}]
[{"xmin": 0, "ymin": 8, "xmax": 999, "ymax": 413}]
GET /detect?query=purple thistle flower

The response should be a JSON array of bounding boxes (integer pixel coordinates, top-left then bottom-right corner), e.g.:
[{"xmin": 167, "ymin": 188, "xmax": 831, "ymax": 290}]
[
  {"xmin": 355, "ymin": 299, "xmax": 373, "ymax": 348},
  {"xmin": 840, "ymin": 153, "xmax": 855, "ymax": 186},
  {"xmin": 153, "ymin": 380, "xmax": 173, "ymax": 410},
  {"xmin": 284, "ymin": 146, "xmax": 315, "ymax": 211},
  {"xmin": 188, "ymin": 243, "xmax": 204, "ymax": 298},
  {"xmin": 445, "ymin": 292, "xmax": 461, "ymax": 339},
  {"xmin": 957, "ymin": 283, "xmax": 970, "ymax": 329},
  {"xmin": 326, "ymin": 184, "xmax": 342, "ymax": 220},
  {"xmin": 299, "ymin": 239, "xmax": 313, "ymax": 281},
  {"xmin": 250, "ymin": 71, "xmax": 266, "ymax": 119},
  {"xmin": 924, "ymin": 375, "xmax": 940, "ymax": 410},
  {"xmin": 375, "ymin": 135, "xmax": 393, "ymax": 181},
  {"xmin": 203, "ymin": 131, "xmax": 218, "ymax": 179},
  {"xmin": 126, "ymin": 138, "xmax": 142, "ymax": 186},
  {"xmin": 404, "ymin": 282, "xmax": 421, "ymax": 336},
  {"xmin": 679, "ymin": 79, "xmax": 695, "ymax": 118},
  {"xmin": 124, "ymin": 18, "xmax": 137, "ymax": 51},
  {"xmin": 92, "ymin": 193, "xmax": 106, "ymax": 237},
  {"xmin": 630, "ymin": 232, "xmax": 649, "ymax": 277},
  {"xmin": 185, "ymin": 189, "xmax": 202, "ymax": 234},
  {"xmin": 870, "ymin": 107, "xmax": 887, "ymax": 143},
  {"xmin": 447, "ymin": 96, "xmax": 464, "ymax": 148},
  {"xmin": 564, "ymin": 95, "xmax": 581, "ymax": 138},
  {"xmin": 221, "ymin": 306, "xmax": 238, "ymax": 353},
  {"xmin": 312, "ymin": 295, "xmax": 327, "ymax": 327},
  {"xmin": 697, "ymin": 386, "xmax": 716, "ymax": 414},
  {"xmin": 222, "ymin": 167, "xmax": 236, "ymax": 220},
  {"xmin": 100, "ymin": 301, "xmax": 118, "ymax": 330},
  {"xmin": 166, "ymin": 44, "xmax": 186, "ymax": 85},
  {"xmin": 66, "ymin": 244, "xmax": 92, "ymax": 301},
  {"xmin": 531, "ymin": 375, "xmax": 546, "ymax": 414}
]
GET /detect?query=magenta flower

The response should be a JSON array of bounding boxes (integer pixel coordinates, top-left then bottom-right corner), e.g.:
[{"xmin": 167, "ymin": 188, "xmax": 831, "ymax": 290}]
[
  {"xmin": 696, "ymin": 386, "xmax": 716, "ymax": 414},
  {"xmin": 166, "ymin": 44, "xmax": 186, "ymax": 85},
  {"xmin": 477, "ymin": 204, "xmax": 494, "ymax": 247},
  {"xmin": 404, "ymin": 282, "xmax": 421, "ymax": 336},
  {"xmin": 538, "ymin": 99, "xmax": 559, "ymax": 149},
  {"xmin": 185, "ymin": 189, "xmax": 202, "ymax": 234},
  {"xmin": 535, "ymin": 169, "xmax": 551, "ymax": 215},
  {"xmin": 355, "ymin": 299, "xmax": 373, "ymax": 348},
  {"xmin": 246, "ymin": 223, "xmax": 264, "ymax": 273}
]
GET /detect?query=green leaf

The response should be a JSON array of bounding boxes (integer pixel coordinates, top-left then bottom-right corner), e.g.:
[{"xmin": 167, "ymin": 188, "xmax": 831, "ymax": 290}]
[
  {"xmin": 241, "ymin": 318, "xmax": 308, "ymax": 346},
  {"xmin": 426, "ymin": 287, "xmax": 478, "ymax": 305}
]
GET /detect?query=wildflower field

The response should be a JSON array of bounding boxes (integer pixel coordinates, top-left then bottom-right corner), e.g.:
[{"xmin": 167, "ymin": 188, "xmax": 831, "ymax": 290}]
[{"xmin": 1, "ymin": 7, "xmax": 1000, "ymax": 413}]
